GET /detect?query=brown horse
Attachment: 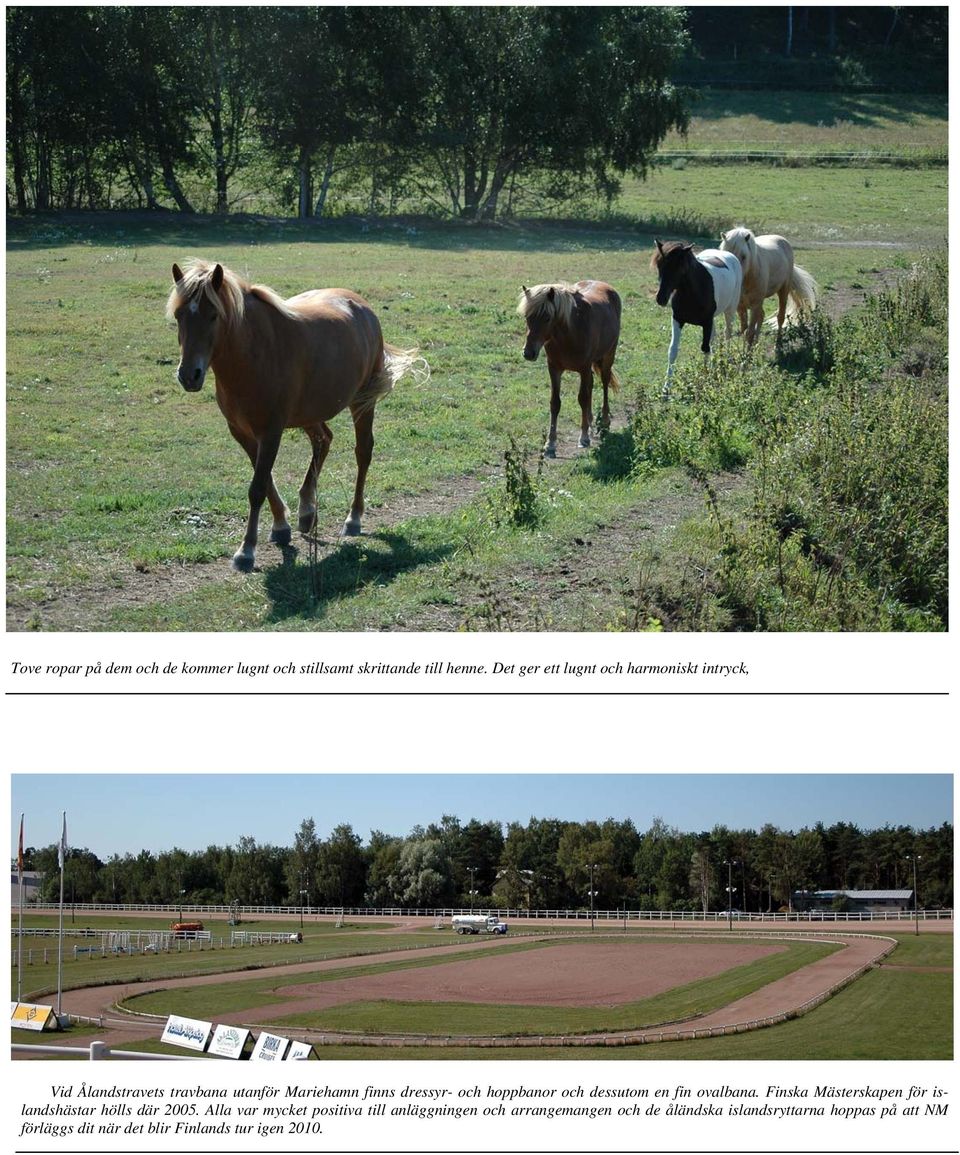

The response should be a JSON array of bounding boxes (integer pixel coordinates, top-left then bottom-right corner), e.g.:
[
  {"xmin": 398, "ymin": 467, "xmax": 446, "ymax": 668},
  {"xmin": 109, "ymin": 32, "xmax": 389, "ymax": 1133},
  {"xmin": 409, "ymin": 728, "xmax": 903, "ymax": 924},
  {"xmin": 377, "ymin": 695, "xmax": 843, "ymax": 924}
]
[
  {"xmin": 167, "ymin": 259, "xmax": 425, "ymax": 572},
  {"xmin": 517, "ymin": 281, "xmax": 621, "ymax": 457}
]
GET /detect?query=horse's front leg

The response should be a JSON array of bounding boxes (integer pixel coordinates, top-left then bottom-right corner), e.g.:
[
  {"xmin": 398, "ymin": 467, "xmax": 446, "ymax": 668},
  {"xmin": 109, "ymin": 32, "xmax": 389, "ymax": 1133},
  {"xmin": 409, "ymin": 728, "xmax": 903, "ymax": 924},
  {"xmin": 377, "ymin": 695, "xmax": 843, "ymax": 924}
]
[
  {"xmin": 664, "ymin": 318, "xmax": 683, "ymax": 396},
  {"xmin": 544, "ymin": 363, "xmax": 562, "ymax": 457},
  {"xmin": 700, "ymin": 317, "xmax": 715, "ymax": 356},
  {"xmin": 234, "ymin": 430, "xmax": 284, "ymax": 572},
  {"xmin": 747, "ymin": 304, "xmax": 764, "ymax": 345},
  {"xmin": 227, "ymin": 423, "xmax": 290, "ymax": 551},
  {"xmin": 576, "ymin": 369, "xmax": 593, "ymax": 449},
  {"xmin": 298, "ymin": 422, "xmax": 333, "ymax": 534},
  {"xmin": 343, "ymin": 403, "xmax": 375, "ymax": 536}
]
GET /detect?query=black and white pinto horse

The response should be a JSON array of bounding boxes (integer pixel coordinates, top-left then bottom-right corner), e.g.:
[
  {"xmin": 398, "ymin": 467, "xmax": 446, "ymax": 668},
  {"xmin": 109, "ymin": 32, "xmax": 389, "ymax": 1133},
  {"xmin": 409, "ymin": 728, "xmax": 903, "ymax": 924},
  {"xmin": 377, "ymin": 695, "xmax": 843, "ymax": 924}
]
[{"xmin": 652, "ymin": 240, "xmax": 743, "ymax": 393}]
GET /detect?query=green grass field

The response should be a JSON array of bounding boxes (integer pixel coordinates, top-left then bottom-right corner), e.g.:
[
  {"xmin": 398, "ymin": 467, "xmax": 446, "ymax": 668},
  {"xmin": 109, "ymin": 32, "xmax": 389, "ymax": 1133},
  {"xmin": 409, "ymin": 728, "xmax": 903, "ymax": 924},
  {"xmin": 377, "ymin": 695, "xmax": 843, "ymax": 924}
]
[
  {"xmin": 661, "ymin": 89, "xmax": 947, "ymax": 162},
  {"xmin": 6, "ymin": 142, "xmax": 947, "ymax": 630}
]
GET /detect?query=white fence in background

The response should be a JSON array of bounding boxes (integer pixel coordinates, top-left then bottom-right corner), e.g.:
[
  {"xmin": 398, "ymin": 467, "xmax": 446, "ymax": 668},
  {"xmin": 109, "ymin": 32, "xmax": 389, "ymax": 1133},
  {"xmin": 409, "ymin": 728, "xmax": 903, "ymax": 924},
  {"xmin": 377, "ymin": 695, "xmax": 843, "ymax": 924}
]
[{"xmin": 15, "ymin": 903, "xmax": 952, "ymax": 923}]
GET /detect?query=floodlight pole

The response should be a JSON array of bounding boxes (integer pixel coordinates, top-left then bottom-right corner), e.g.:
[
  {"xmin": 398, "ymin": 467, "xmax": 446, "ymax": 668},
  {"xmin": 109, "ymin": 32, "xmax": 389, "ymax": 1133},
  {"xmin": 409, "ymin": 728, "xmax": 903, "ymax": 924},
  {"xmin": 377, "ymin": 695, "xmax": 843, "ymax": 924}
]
[
  {"xmin": 723, "ymin": 859, "xmax": 739, "ymax": 931},
  {"xmin": 588, "ymin": 864, "xmax": 598, "ymax": 932},
  {"xmin": 906, "ymin": 854, "xmax": 921, "ymax": 936},
  {"xmin": 468, "ymin": 866, "xmax": 477, "ymax": 912}
]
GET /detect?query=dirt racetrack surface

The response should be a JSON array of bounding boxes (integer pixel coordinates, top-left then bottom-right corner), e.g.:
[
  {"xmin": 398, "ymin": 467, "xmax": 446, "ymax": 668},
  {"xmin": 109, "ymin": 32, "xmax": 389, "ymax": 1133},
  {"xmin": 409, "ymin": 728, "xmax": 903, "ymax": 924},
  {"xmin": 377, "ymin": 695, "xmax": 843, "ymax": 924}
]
[{"xmin": 267, "ymin": 941, "xmax": 786, "ymax": 1012}]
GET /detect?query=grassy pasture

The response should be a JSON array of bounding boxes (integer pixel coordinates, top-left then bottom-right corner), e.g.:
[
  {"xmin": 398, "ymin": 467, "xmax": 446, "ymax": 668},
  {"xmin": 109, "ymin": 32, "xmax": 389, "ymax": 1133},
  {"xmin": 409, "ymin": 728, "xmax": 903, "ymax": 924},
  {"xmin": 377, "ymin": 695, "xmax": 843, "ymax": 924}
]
[
  {"xmin": 661, "ymin": 89, "xmax": 947, "ymax": 161},
  {"xmin": 6, "ymin": 161, "xmax": 947, "ymax": 631}
]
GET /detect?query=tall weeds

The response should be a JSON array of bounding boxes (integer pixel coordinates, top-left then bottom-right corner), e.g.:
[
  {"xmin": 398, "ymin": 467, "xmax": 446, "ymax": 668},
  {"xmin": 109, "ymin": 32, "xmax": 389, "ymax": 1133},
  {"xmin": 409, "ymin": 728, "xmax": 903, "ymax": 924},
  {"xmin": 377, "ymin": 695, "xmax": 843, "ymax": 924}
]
[{"xmin": 629, "ymin": 251, "xmax": 948, "ymax": 630}]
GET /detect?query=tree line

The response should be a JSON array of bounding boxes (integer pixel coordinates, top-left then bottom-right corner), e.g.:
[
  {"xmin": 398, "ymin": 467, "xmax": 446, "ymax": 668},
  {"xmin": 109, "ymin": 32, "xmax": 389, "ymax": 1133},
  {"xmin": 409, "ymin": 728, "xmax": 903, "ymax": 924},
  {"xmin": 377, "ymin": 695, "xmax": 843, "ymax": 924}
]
[
  {"xmin": 7, "ymin": 6, "xmax": 689, "ymax": 220},
  {"xmin": 8, "ymin": 8, "xmax": 946, "ymax": 221},
  {"xmin": 19, "ymin": 814, "xmax": 953, "ymax": 913}
]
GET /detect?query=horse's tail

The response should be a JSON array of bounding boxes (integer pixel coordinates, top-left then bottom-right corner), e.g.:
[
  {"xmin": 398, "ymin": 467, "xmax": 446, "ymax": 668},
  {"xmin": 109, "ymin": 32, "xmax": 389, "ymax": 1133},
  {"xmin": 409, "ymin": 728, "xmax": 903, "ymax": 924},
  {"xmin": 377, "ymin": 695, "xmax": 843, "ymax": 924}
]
[
  {"xmin": 353, "ymin": 344, "xmax": 431, "ymax": 416},
  {"xmin": 592, "ymin": 362, "xmax": 620, "ymax": 391},
  {"xmin": 784, "ymin": 263, "xmax": 819, "ymax": 322}
]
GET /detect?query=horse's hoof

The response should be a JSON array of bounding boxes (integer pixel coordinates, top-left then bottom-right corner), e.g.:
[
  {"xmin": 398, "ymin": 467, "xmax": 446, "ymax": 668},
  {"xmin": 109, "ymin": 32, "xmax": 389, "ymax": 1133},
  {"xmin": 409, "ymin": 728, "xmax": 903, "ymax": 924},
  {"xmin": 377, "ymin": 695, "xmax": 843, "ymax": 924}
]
[
  {"xmin": 270, "ymin": 526, "xmax": 292, "ymax": 547},
  {"xmin": 232, "ymin": 555, "xmax": 255, "ymax": 573},
  {"xmin": 578, "ymin": 436, "xmax": 591, "ymax": 449},
  {"xmin": 341, "ymin": 519, "xmax": 361, "ymax": 537},
  {"xmin": 543, "ymin": 445, "xmax": 557, "ymax": 459},
  {"xmin": 298, "ymin": 513, "xmax": 317, "ymax": 534}
]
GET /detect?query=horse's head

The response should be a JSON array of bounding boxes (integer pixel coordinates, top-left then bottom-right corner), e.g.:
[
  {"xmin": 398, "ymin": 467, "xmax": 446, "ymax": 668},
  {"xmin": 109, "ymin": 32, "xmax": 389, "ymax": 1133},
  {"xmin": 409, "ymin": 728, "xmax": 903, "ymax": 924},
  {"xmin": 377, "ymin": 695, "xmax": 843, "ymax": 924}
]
[
  {"xmin": 517, "ymin": 285, "xmax": 555, "ymax": 361},
  {"xmin": 719, "ymin": 227, "xmax": 754, "ymax": 270},
  {"xmin": 652, "ymin": 240, "xmax": 695, "ymax": 307},
  {"xmin": 517, "ymin": 284, "xmax": 578, "ymax": 361},
  {"xmin": 168, "ymin": 261, "xmax": 226, "ymax": 392}
]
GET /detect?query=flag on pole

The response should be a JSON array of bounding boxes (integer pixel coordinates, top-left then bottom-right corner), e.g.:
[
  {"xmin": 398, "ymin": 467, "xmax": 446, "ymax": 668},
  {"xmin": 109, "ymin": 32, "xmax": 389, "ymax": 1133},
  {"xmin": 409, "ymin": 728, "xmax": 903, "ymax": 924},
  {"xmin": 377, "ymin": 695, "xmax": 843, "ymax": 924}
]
[
  {"xmin": 58, "ymin": 812, "xmax": 67, "ymax": 868},
  {"xmin": 17, "ymin": 814, "xmax": 24, "ymax": 882}
]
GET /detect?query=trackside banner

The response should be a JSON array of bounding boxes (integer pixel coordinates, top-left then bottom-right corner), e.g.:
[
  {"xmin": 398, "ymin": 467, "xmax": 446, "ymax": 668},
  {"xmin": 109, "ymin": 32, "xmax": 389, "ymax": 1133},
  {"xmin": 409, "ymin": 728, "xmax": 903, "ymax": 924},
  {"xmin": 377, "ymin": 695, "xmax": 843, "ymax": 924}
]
[
  {"xmin": 10, "ymin": 1003, "xmax": 57, "ymax": 1032},
  {"xmin": 160, "ymin": 1014, "xmax": 214, "ymax": 1052}
]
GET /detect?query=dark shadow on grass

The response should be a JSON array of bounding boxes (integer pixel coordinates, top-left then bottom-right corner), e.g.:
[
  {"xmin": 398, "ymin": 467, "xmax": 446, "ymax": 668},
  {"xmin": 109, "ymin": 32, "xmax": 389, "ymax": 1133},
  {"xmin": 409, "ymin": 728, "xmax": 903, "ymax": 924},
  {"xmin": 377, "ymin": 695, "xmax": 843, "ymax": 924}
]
[
  {"xmin": 579, "ymin": 426, "xmax": 637, "ymax": 483},
  {"xmin": 261, "ymin": 530, "xmax": 454, "ymax": 624},
  {"xmin": 6, "ymin": 208, "xmax": 712, "ymax": 255}
]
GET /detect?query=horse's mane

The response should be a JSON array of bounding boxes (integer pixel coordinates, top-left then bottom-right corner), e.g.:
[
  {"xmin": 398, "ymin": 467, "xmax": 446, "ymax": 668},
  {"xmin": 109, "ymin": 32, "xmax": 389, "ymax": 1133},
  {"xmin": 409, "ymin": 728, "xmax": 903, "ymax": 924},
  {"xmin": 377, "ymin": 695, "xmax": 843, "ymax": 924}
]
[
  {"xmin": 165, "ymin": 259, "xmax": 304, "ymax": 328},
  {"xmin": 516, "ymin": 282, "xmax": 579, "ymax": 329}
]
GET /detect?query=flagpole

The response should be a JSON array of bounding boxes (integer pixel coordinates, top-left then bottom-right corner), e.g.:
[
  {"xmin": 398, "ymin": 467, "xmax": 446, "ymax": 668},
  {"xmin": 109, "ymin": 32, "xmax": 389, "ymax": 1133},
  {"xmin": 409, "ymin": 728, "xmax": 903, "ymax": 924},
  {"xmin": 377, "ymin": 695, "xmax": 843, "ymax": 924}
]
[
  {"xmin": 56, "ymin": 811, "xmax": 66, "ymax": 1021},
  {"xmin": 17, "ymin": 814, "xmax": 24, "ymax": 1003}
]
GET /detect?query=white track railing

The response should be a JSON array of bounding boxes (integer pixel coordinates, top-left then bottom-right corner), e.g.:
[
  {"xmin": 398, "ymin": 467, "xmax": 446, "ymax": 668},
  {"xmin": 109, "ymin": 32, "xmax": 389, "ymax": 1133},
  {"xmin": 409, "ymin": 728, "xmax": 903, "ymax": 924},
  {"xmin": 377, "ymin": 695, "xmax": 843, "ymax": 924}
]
[{"xmin": 12, "ymin": 1041, "xmax": 190, "ymax": 1060}]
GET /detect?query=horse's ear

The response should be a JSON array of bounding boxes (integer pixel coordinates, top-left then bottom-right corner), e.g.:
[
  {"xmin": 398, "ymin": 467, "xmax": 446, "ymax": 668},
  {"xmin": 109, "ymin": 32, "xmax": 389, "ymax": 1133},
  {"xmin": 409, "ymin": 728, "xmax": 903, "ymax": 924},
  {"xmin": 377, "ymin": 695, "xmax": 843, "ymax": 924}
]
[
  {"xmin": 720, "ymin": 231, "xmax": 728, "ymax": 243},
  {"xmin": 546, "ymin": 287, "xmax": 555, "ymax": 301},
  {"xmin": 211, "ymin": 263, "xmax": 224, "ymax": 292},
  {"xmin": 521, "ymin": 285, "xmax": 530, "ymax": 296},
  {"xmin": 172, "ymin": 263, "xmax": 184, "ymax": 285},
  {"xmin": 655, "ymin": 239, "xmax": 664, "ymax": 253},
  {"xmin": 683, "ymin": 243, "xmax": 695, "ymax": 252}
]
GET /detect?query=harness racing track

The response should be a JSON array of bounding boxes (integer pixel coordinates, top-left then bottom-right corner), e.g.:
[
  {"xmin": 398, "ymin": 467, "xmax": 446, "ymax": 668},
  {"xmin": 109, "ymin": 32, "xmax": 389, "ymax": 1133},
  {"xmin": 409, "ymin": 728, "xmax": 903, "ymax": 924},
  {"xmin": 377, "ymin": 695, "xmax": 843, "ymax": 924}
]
[{"xmin": 42, "ymin": 924, "xmax": 902, "ymax": 1053}]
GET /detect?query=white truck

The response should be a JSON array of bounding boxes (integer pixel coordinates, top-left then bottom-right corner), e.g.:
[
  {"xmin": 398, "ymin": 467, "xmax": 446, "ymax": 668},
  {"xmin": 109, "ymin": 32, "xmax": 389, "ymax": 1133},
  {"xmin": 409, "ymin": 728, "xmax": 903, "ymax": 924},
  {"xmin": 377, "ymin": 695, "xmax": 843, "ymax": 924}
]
[{"xmin": 452, "ymin": 914, "xmax": 508, "ymax": 936}]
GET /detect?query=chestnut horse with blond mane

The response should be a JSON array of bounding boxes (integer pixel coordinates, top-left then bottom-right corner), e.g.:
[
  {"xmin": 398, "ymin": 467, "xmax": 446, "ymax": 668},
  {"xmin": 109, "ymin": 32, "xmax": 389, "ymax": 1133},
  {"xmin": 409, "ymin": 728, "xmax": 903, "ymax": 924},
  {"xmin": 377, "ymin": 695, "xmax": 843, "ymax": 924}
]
[
  {"xmin": 517, "ymin": 280, "xmax": 621, "ymax": 457},
  {"xmin": 167, "ymin": 260, "xmax": 425, "ymax": 572}
]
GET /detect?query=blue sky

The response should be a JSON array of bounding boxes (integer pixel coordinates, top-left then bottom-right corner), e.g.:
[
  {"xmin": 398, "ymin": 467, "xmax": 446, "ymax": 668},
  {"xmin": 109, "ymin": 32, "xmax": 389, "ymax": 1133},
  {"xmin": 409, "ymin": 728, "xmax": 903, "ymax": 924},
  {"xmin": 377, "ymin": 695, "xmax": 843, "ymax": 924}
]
[{"xmin": 10, "ymin": 774, "xmax": 952, "ymax": 857}]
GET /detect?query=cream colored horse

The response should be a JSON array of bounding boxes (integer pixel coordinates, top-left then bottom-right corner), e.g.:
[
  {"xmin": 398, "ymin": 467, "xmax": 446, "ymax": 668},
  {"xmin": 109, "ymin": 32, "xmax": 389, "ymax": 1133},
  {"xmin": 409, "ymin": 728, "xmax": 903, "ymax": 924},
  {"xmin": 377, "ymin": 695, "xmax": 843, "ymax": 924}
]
[{"xmin": 719, "ymin": 227, "xmax": 818, "ymax": 344}]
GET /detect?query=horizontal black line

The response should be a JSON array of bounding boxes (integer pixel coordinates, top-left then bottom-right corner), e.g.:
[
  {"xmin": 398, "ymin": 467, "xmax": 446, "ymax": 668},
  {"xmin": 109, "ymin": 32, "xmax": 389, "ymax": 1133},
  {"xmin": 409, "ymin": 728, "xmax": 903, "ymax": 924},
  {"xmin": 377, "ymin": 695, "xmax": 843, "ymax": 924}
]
[{"xmin": 4, "ymin": 691, "xmax": 949, "ymax": 697}]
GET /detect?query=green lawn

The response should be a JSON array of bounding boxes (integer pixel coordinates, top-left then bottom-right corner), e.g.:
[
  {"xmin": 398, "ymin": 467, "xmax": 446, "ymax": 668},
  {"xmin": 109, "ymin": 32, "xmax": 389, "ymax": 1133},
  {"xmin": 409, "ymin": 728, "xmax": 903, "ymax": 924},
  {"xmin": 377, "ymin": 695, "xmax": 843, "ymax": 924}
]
[{"xmin": 662, "ymin": 89, "xmax": 947, "ymax": 161}]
